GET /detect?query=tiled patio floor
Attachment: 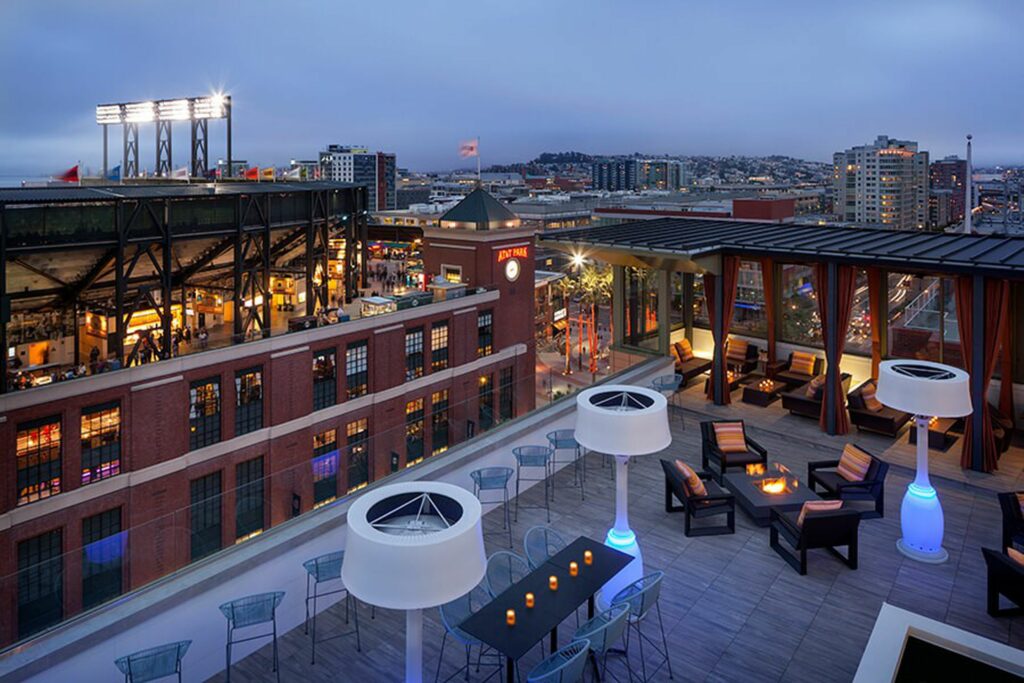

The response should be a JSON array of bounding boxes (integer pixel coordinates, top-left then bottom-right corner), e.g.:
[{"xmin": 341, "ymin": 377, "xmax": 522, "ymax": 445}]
[{"xmin": 213, "ymin": 389, "xmax": 1024, "ymax": 682}]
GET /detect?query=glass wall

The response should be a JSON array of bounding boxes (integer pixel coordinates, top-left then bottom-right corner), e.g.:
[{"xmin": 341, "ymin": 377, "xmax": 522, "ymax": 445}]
[
  {"xmin": 845, "ymin": 270, "xmax": 872, "ymax": 355},
  {"xmin": 732, "ymin": 260, "xmax": 767, "ymax": 337},
  {"xmin": 886, "ymin": 273, "xmax": 961, "ymax": 367},
  {"xmin": 624, "ymin": 267, "xmax": 659, "ymax": 349},
  {"xmin": 780, "ymin": 264, "xmax": 822, "ymax": 347},
  {"xmin": 693, "ymin": 274, "xmax": 709, "ymax": 328}
]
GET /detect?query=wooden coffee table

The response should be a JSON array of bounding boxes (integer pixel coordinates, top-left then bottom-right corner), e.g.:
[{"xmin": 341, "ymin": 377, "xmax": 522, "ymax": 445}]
[{"xmin": 742, "ymin": 377, "xmax": 786, "ymax": 407}]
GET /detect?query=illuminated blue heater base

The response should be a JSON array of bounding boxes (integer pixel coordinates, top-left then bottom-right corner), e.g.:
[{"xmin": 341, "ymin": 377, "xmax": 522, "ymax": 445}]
[
  {"xmin": 597, "ymin": 455, "xmax": 645, "ymax": 611},
  {"xmin": 896, "ymin": 481, "xmax": 949, "ymax": 564}
]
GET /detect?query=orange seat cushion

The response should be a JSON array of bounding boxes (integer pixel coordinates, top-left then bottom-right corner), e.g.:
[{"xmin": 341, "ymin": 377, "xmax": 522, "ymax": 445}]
[
  {"xmin": 790, "ymin": 351, "xmax": 816, "ymax": 376},
  {"xmin": 797, "ymin": 499, "xmax": 843, "ymax": 527},
  {"xmin": 713, "ymin": 422, "xmax": 748, "ymax": 453},
  {"xmin": 837, "ymin": 444, "xmax": 872, "ymax": 482},
  {"xmin": 861, "ymin": 381, "xmax": 883, "ymax": 412},
  {"xmin": 674, "ymin": 339, "xmax": 694, "ymax": 362},
  {"xmin": 673, "ymin": 460, "xmax": 707, "ymax": 497}
]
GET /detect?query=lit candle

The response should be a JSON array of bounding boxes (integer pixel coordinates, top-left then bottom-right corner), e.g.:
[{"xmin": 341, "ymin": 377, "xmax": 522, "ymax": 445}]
[
  {"xmin": 549, "ymin": 575, "xmax": 558, "ymax": 591},
  {"xmin": 569, "ymin": 561, "xmax": 579, "ymax": 577},
  {"xmin": 584, "ymin": 550, "xmax": 593, "ymax": 565},
  {"xmin": 506, "ymin": 609, "xmax": 516, "ymax": 626},
  {"xmin": 525, "ymin": 592, "xmax": 535, "ymax": 608}
]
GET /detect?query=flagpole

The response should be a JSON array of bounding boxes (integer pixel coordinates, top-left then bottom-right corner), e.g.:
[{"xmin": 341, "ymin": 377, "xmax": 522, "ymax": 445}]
[
  {"xmin": 476, "ymin": 137, "xmax": 481, "ymax": 182},
  {"xmin": 78, "ymin": 160, "xmax": 82, "ymax": 187}
]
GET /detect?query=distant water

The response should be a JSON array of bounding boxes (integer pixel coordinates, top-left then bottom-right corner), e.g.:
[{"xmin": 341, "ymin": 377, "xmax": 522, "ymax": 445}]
[{"xmin": 0, "ymin": 175, "xmax": 52, "ymax": 188}]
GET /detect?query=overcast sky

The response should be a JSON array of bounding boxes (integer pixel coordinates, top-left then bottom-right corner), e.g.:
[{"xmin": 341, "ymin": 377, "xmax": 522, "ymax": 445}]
[{"xmin": 2, "ymin": 0, "xmax": 1023, "ymax": 176}]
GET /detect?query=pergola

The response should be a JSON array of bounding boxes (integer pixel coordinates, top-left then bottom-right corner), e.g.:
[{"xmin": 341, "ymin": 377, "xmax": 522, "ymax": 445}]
[{"xmin": 540, "ymin": 218, "xmax": 1024, "ymax": 473}]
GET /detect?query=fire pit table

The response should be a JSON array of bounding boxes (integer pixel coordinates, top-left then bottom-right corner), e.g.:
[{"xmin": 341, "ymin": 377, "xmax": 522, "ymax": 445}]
[{"xmin": 722, "ymin": 463, "xmax": 822, "ymax": 527}]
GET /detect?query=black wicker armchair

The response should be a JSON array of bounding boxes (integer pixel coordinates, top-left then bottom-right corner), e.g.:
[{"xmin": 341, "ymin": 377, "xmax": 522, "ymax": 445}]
[
  {"xmin": 700, "ymin": 420, "xmax": 768, "ymax": 484},
  {"xmin": 661, "ymin": 459, "xmax": 735, "ymax": 537}
]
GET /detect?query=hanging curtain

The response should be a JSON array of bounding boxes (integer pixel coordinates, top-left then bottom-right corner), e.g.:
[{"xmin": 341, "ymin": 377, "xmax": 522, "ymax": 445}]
[
  {"xmin": 759, "ymin": 257, "xmax": 777, "ymax": 365},
  {"xmin": 955, "ymin": 277, "xmax": 1009, "ymax": 472},
  {"xmin": 813, "ymin": 263, "xmax": 856, "ymax": 434},
  {"xmin": 866, "ymin": 267, "xmax": 884, "ymax": 380},
  {"xmin": 999, "ymin": 291, "xmax": 1014, "ymax": 426},
  {"xmin": 705, "ymin": 255, "xmax": 741, "ymax": 405}
]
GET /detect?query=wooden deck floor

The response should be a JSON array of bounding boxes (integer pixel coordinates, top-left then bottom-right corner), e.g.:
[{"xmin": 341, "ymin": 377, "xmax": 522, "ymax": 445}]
[{"xmin": 211, "ymin": 389, "xmax": 1024, "ymax": 682}]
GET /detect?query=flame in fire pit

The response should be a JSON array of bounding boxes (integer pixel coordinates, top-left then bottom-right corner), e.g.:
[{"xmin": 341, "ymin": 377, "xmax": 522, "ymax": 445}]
[
  {"xmin": 759, "ymin": 477, "xmax": 788, "ymax": 494},
  {"xmin": 746, "ymin": 463, "xmax": 766, "ymax": 475}
]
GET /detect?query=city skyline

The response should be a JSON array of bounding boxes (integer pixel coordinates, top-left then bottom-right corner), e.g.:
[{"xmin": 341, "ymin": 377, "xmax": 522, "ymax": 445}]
[{"xmin": 3, "ymin": 0, "xmax": 1024, "ymax": 176}]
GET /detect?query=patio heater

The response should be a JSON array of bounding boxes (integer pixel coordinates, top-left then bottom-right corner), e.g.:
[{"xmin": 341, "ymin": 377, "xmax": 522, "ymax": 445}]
[
  {"xmin": 876, "ymin": 360, "xmax": 971, "ymax": 564},
  {"xmin": 575, "ymin": 385, "xmax": 671, "ymax": 608},
  {"xmin": 343, "ymin": 482, "xmax": 486, "ymax": 683}
]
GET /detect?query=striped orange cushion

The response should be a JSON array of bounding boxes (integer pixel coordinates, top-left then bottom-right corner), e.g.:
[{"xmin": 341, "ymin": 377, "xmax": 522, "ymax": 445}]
[
  {"xmin": 1017, "ymin": 493, "xmax": 1024, "ymax": 517},
  {"xmin": 790, "ymin": 351, "xmax": 816, "ymax": 376},
  {"xmin": 797, "ymin": 499, "xmax": 843, "ymax": 527},
  {"xmin": 673, "ymin": 460, "xmax": 707, "ymax": 497},
  {"xmin": 861, "ymin": 381, "xmax": 883, "ymax": 412},
  {"xmin": 713, "ymin": 422, "xmax": 747, "ymax": 453},
  {"xmin": 1009, "ymin": 547, "xmax": 1024, "ymax": 568},
  {"xmin": 674, "ymin": 339, "xmax": 694, "ymax": 362},
  {"xmin": 837, "ymin": 444, "xmax": 872, "ymax": 482},
  {"xmin": 805, "ymin": 374, "xmax": 826, "ymax": 398},
  {"xmin": 726, "ymin": 339, "xmax": 748, "ymax": 363}
]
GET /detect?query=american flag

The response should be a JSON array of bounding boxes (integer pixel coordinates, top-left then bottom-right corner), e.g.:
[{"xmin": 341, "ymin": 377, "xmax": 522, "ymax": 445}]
[{"xmin": 458, "ymin": 138, "xmax": 479, "ymax": 158}]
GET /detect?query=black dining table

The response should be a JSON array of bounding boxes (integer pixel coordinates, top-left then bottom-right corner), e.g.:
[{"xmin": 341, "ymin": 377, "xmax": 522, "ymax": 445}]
[{"xmin": 459, "ymin": 536, "xmax": 632, "ymax": 683}]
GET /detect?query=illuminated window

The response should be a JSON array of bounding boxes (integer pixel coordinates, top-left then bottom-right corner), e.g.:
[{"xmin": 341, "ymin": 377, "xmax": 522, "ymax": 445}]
[
  {"xmin": 431, "ymin": 321, "xmax": 449, "ymax": 371},
  {"xmin": 346, "ymin": 340, "xmax": 368, "ymax": 399},
  {"xmin": 189, "ymin": 471, "xmax": 222, "ymax": 561},
  {"xmin": 312, "ymin": 429, "xmax": 338, "ymax": 507},
  {"xmin": 780, "ymin": 264, "xmax": 822, "ymax": 347},
  {"xmin": 235, "ymin": 457, "xmax": 264, "ymax": 541},
  {"xmin": 431, "ymin": 390, "xmax": 450, "ymax": 455},
  {"xmin": 82, "ymin": 508, "xmax": 123, "ymax": 609},
  {"xmin": 477, "ymin": 311, "xmax": 494, "ymax": 358},
  {"xmin": 189, "ymin": 378, "xmax": 221, "ymax": 450},
  {"xmin": 405, "ymin": 327, "xmax": 424, "ymax": 381},
  {"xmin": 80, "ymin": 403, "xmax": 120, "ymax": 486},
  {"xmin": 18, "ymin": 529, "xmax": 62, "ymax": 638},
  {"xmin": 405, "ymin": 398, "xmax": 425, "ymax": 466},
  {"xmin": 346, "ymin": 418, "xmax": 369, "ymax": 492},
  {"xmin": 235, "ymin": 367, "xmax": 263, "ymax": 435},
  {"xmin": 16, "ymin": 417, "xmax": 62, "ymax": 506},
  {"xmin": 313, "ymin": 349, "xmax": 336, "ymax": 410}
]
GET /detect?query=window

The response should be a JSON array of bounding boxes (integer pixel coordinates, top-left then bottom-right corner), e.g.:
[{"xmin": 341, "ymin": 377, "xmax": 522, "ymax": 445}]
[
  {"xmin": 887, "ymin": 274, "xmax": 961, "ymax": 366},
  {"xmin": 346, "ymin": 418, "xmax": 369, "ymax": 492},
  {"xmin": 313, "ymin": 349, "xmax": 337, "ymax": 410},
  {"xmin": 189, "ymin": 378, "xmax": 221, "ymax": 450},
  {"xmin": 477, "ymin": 311, "xmax": 493, "ymax": 358},
  {"xmin": 479, "ymin": 374, "xmax": 494, "ymax": 432},
  {"xmin": 82, "ymin": 508, "xmax": 123, "ymax": 609},
  {"xmin": 625, "ymin": 267, "xmax": 659, "ymax": 349},
  {"xmin": 731, "ymin": 261, "xmax": 768, "ymax": 337},
  {"xmin": 845, "ymin": 270, "xmax": 871, "ymax": 355},
  {"xmin": 693, "ymin": 274, "xmax": 709, "ymax": 328},
  {"xmin": 431, "ymin": 322, "xmax": 449, "ymax": 371},
  {"xmin": 780, "ymin": 264, "xmax": 822, "ymax": 347},
  {"xmin": 405, "ymin": 327, "xmax": 424, "ymax": 381},
  {"xmin": 18, "ymin": 530, "xmax": 62, "ymax": 638},
  {"xmin": 235, "ymin": 457, "xmax": 264, "ymax": 541},
  {"xmin": 80, "ymin": 403, "xmax": 120, "ymax": 486},
  {"xmin": 499, "ymin": 367, "xmax": 514, "ymax": 422},
  {"xmin": 405, "ymin": 399, "xmax": 425, "ymax": 466},
  {"xmin": 312, "ymin": 429, "xmax": 338, "ymax": 508},
  {"xmin": 235, "ymin": 367, "xmax": 263, "ymax": 435},
  {"xmin": 16, "ymin": 417, "xmax": 62, "ymax": 506},
  {"xmin": 189, "ymin": 472, "xmax": 222, "ymax": 561},
  {"xmin": 346, "ymin": 341, "xmax": 368, "ymax": 399},
  {"xmin": 431, "ymin": 390, "xmax": 450, "ymax": 455}
]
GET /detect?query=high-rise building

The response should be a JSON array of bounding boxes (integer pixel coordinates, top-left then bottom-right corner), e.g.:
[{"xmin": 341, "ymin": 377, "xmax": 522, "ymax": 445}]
[
  {"xmin": 929, "ymin": 155, "xmax": 967, "ymax": 222},
  {"xmin": 637, "ymin": 159, "xmax": 684, "ymax": 191},
  {"xmin": 319, "ymin": 145, "xmax": 397, "ymax": 210},
  {"xmin": 591, "ymin": 159, "xmax": 637, "ymax": 191},
  {"xmin": 929, "ymin": 189, "xmax": 953, "ymax": 229},
  {"xmin": 832, "ymin": 135, "xmax": 929, "ymax": 230}
]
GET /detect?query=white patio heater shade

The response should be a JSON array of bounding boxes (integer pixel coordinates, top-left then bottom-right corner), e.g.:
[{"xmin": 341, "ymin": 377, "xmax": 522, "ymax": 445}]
[
  {"xmin": 875, "ymin": 360, "xmax": 971, "ymax": 565},
  {"xmin": 343, "ymin": 482, "xmax": 485, "ymax": 682},
  {"xmin": 575, "ymin": 385, "xmax": 671, "ymax": 608}
]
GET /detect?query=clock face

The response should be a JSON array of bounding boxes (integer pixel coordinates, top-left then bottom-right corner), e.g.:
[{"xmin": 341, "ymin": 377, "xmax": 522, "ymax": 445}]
[{"xmin": 504, "ymin": 257, "xmax": 521, "ymax": 282}]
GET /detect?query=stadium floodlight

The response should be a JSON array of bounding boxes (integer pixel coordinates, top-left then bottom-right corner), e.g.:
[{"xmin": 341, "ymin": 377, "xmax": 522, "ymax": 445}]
[
  {"xmin": 96, "ymin": 104, "xmax": 123, "ymax": 125},
  {"xmin": 192, "ymin": 94, "xmax": 228, "ymax": 120},
  {"xmin": 156, "ymin": 98, "xmax": 191, "ymax": 121},
  {"xmin": 123, "ymin": 101, "xmax": 155, "ymax": 123}
]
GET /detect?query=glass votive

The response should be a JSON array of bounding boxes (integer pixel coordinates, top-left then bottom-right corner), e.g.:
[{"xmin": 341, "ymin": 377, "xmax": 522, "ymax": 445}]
[
  {"xmin": 584, "ymin": 550, "xmax": 593, "ymax": 565},
  {"xmin": 569, "ymin": 561, "xmax": 579, "ymax": 577},
  {"xmin": 525, "ymin": 592, "xmax": 535, "ymax": 608},
  {"xmin": 506, "ymin": 609, "xmax": 516, "ymax": 626},
  {"xmin": 549, "ymin": 575, "xmax": 558, "ymax": 591}
]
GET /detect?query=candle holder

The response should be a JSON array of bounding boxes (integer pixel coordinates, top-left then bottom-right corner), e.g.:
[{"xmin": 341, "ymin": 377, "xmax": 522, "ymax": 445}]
[
  {"xmin": 506, "ymin": 609, "xmax": 516, "ymax": 626},
  {"xmin": 525, "ymin": 592, "xmax": 535, "ymax": 608},
  {"xmin": 583, "ymin": 550, "xmax": 593, "ymax": 565},
  {"xmin": 569, "ymin": 561, "xmax": 579, "ymax": 577},
  {"xmin": 548, "ymin": 575, "xmax": 558, "ymax": 591}
]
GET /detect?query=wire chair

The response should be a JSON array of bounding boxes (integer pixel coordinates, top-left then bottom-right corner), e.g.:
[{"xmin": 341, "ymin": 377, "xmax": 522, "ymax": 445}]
[
  {"xmin": 610, "ymin": 572, "xmax": 672, "ymax": 682},
  {"xmin": 219, "ymin": 591, "xmax": 285, "ymax": 683},
  {"xmin": 526, "ymin": 639, "xmax": 591, "ymax": 683},
  {"xmin": 572, "ymin": 604, "xmax": 632, "ymax": 682},
  {"xmin": 483, "ymin": 551, "xmax": 530, "ymax": 598},
  {"xmin": 435, "ymin": 584, "xmax": 503, "ymax": 683},
  {"xmin": 303, "ymin": 551, "xmax": 361, "ymax": 664},
  {"xmin": 471, "ymin": 467, "xmax": 515, "ymax": 548},
  {"xmin": 523, "ymin": 525, "xmax": 568, "ymax": 570},
  {"xmin": 545, "ymin": 429, "xmax": 585, "ymax": 500},
  {"xmin": 513, "ymin": 445, "xmax": 554, "ymax": 523},
  {"xmin": 114, "ymin": 640, "xmax": 191, "ymax": 683}
]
